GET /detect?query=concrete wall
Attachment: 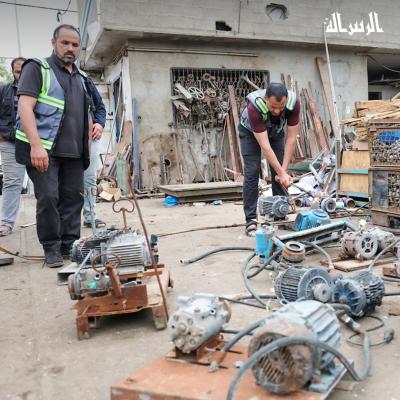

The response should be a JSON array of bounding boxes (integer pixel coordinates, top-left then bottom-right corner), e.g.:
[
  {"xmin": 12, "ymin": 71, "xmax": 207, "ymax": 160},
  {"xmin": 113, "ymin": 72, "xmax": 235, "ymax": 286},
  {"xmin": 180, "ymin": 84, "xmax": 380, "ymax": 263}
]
[
  {"xmin": 97, "ymin": 0, "xmax": 400, "ymax": 50},
  {"xmin": 123, "ymin": 41, "xmax": 367, "ymax": 188},
  {"xmin": 129, "ymin": 43, "xmax": 367, "ymax": 135}
]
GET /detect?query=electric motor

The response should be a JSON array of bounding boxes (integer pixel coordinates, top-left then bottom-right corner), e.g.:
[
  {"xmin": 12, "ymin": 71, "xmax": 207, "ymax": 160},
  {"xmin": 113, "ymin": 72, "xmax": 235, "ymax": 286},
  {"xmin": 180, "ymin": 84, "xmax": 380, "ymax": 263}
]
[
  {"xmin": 274, "ymin": 267, "xmax": 334, "ymax": 303},
  {"xmin": 70, "ymin": 228, "xmax": 121, "ymax": 264},
  {"xmin": 168, "ymin": 294, "xmax": 231, "ymax": 353},
  {"xmin": 107, "ymin": 232, "xmax": 151, "ymax": 273},
  {"xmin": 68, "ymin": 268, "xmax": 111, "ymax": 300},
  {"xmin": 334, "ymin": 271, "xmax": 385, "ymax": 317},
  {"xmin": 340, "ymin": 227, "xmax": 393, "ymax": 260},
  {"xmin": 248, "ymin": 300, "xmax": 341, "ymax": 394},
  {"xmin": 258, "ymin": 195, "xmax": 289, "ymax": 221},
  {"xmin": 320, "ymin": 197, "xmax": 337, "ymax": 214},
  {"xmin": 368, "ymin": 227, "xmax": 395, "ymax": 251},
  {"xmin": 293, "ymin": 209, "xmax": 330, "ymax": 231}
]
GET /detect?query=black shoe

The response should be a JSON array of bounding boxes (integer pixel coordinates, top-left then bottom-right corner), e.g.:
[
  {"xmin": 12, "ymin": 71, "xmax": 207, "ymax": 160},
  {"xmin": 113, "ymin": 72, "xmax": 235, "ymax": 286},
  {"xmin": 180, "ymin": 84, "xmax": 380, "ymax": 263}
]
[
  {"xmin": 60, "ymin": 245, "xmax": 72, "ymax": 259},
  {"xmin": 44, "ymin": 251, "xmax": 64, "ymax": 268}
]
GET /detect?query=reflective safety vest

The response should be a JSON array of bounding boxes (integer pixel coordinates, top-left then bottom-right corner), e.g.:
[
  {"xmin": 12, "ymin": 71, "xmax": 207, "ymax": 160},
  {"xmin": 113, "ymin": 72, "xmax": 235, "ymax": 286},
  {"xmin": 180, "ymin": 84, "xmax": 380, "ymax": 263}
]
[
  {"xmin": 15, "ymin": 58, "xmax": 89, "ymax": 152},
  {"xmin": 240, "ymin": 89, "xmax": 297, "ymax": 136}
]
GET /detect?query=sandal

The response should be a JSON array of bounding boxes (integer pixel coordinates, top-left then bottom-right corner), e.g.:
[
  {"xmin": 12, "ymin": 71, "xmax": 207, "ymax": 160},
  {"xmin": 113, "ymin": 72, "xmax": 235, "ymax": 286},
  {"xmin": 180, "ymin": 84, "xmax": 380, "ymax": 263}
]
[
  {"xmin": 83, "ymin": 219, "xmax": 106, "ymax": 228},
  {"xmin": 0, "ymin": 225, "xmax": 12, "ymax": 237},
  {"xmin": 245, "ymin": 221, "xmax": 257, "ymax": 237}
]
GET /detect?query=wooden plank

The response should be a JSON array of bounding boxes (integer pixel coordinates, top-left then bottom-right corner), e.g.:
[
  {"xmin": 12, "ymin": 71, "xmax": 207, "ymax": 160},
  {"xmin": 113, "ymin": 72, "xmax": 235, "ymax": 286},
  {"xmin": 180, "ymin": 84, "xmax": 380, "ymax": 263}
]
[
  {"xmin": 159, "ymin": 182, "xmax": 243, "ymax": 192},
  {"xmin": 321, "ymin": 256, "xmax": 395, "ymax": 272},
  {"xmin": 226, "ymin": 113, "xmax": 238, "ymax": 173},
  {"xmin": 228, "ymin": 85, "xmax": 243, "ymax": 172},
  {"xmin": 340, "ymin": 151, "xmax": 370, "ymax": 169},
  {"xmin": 339, "ymin": 151, "xmax": 370, "ymax": 195},
  {"xmin": 316, "ymin": 57, "xmax": 339, "ymax": 132},
  {"xmin": 173, "ymin": 192, "xmax": 243, "ymax": 203},
  {"xmin": 305, "ymin": 87, "xmax": 329, "ymax": 151},
  {"xmin": 339, "ymin": 175, "xmax": 368, "ymax": 195}
]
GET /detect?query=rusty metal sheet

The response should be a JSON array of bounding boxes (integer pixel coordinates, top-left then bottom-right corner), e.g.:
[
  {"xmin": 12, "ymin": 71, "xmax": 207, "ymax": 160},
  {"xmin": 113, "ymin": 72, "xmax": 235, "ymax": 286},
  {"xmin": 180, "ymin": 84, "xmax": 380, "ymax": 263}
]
[{"xmin": 111, "ymin": 345, "xmax": 341, "ymax": 400}]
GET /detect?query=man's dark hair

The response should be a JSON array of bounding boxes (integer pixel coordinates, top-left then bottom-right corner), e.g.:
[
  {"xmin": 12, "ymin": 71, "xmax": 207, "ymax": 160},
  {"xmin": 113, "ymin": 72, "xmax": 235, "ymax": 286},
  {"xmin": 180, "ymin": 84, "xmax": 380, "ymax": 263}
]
[
  {"xmin": 53, "ymin": 24, "xmax": 80, "ymax": 40},
  {"xmin": 11, "ymin": 57, "xmax": 26, "ymax": 70},
  {"xmin": 266, "ymin": 83, "xmax": 288, "ymax": 101}
]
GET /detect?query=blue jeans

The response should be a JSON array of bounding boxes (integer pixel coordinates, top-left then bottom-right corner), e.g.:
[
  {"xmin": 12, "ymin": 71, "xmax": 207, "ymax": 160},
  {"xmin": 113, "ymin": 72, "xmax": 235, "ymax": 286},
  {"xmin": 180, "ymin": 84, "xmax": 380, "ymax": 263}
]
[
  {"xmin": 0, "ymin": 140, "xmax": 25, "ymax": 228},
  {"xmin": 83, "ymin": 139, "xmax": 101, "ymax": 223}
]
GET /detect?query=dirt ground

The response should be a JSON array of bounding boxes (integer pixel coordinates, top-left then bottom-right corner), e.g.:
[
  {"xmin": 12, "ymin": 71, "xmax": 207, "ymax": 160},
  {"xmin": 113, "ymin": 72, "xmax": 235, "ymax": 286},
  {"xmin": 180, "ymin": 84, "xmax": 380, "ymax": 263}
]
[{"xmin": 1, "ymin": 195, "xmax": 400, "ymax": 400}]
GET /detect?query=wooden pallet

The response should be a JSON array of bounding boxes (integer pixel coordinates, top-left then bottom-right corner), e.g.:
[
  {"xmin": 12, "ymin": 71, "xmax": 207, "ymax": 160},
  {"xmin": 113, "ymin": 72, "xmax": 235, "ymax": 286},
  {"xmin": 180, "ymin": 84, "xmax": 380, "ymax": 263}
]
[
  {"xmin": 111, "ymin": 344, "xmax": 346, "ymax": 400},
  {"xmin": 321, "ymin": 256, "xmax": 395, "ymax": 272},
  {"xmin": 158, "ymin": 182, "xmax": 243, "ymax": 203}
]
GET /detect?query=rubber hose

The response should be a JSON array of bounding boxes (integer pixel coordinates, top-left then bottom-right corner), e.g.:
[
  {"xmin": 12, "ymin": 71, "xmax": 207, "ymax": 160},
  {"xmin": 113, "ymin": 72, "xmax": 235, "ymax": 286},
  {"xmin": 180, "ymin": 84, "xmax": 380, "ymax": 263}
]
[
  {"xmin": 236, "ymin": 294, "xmax": 278, "ymax": 300},
  {"xmin": 218, "ymin": 296, "xmax": 265, "ymax": 310},
  {"xmin": 246, "ymin": 248, "xmax": 283, "ymax": 279},
  {"xmin": 180, "ymin": 246, "xmax": 254, "ymax": 265},
  {"xmin": 368, "ymin": 238, "xmax": 400, "ymax": 271},
  {"xmin": 226, "ymin": 334, "xmax": 370, "ymax": 400},
  {"xmin": 301, "ymin": 240, "xmax": 334, "ymax": 270},
  {"xmin": 383, "ymin": 276, "xmax": 400, "ymax": 283},
  {"xmin": 383, "ymin": 291, "xmax": 400, "ymax": 296},
  {"xmin": 222, "ymin": 319, "xmax": 265, "ymax": 353},
  {"xmin": 241, "ymin": 252, "xmax": 267, "ymax": 306}
]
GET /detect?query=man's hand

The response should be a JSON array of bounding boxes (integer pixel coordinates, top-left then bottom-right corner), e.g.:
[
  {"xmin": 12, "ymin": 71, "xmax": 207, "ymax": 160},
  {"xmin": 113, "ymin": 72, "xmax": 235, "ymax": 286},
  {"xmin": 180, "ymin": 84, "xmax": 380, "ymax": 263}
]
[
  {"xmin": 92, "ymin": 123, "xmax": 103, "ymax": 140},
  {"xmin": 31, "ymin": 143, "xmax": 49, "ymax": 172},
  {"xmin": 0, "ymin": 135, "xmax": 3, "ymax": 143},
  {"xmin": 275, "ymin": 171, "xmax": 293, "ymax": 188}
]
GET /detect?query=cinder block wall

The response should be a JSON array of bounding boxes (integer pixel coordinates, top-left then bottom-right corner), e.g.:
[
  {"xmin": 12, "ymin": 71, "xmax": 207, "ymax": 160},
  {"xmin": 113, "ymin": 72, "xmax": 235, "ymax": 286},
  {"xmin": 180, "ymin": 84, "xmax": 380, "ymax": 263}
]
[{"xmin": 98, "ymin": 0, "xmax": 400, "ymax": 50}]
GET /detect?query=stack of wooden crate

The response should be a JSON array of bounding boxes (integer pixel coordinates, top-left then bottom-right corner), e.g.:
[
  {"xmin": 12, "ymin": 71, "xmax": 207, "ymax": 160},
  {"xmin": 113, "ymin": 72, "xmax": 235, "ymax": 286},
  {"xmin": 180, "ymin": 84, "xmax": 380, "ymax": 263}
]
[{"xmin": 368, "ymin": 119, "xmax": 400, "ymax": 227}]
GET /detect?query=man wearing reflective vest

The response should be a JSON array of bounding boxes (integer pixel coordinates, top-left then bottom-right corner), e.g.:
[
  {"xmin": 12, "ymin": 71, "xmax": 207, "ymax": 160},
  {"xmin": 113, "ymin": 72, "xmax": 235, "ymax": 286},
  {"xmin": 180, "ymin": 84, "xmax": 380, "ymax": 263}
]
[
  {"xmin": 239, "ymin": 82, "xmax": 300, "ymax": 236},
  {"xmin": 16, "ymin": 24, "xmax": 105, "ymax": 267}
]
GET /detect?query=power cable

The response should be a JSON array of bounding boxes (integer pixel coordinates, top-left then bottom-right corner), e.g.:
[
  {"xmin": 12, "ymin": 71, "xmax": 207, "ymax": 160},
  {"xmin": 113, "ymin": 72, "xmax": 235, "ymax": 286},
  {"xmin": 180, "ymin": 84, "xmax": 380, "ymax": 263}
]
[{"xmin": 0, "ymin": 1, "xmax": 77, "ymax": 12}]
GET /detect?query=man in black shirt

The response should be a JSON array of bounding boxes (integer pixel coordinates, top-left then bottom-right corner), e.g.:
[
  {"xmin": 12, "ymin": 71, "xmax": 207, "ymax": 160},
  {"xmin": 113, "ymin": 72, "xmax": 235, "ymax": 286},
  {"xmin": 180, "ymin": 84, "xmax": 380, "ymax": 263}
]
[
  {"xmin": 0, "ymin": 57, "xmax": 26, "ymax": 236},
  {"xmin": 16, "ymin": 24, "xmax": 99, "ymax": 267}
]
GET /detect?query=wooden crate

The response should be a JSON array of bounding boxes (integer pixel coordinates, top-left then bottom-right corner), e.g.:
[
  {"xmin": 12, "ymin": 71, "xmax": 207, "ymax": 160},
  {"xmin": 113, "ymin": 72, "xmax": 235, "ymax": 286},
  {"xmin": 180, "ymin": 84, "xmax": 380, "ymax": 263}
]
[
  {"xmin": 371, "ymin": 209, "xmax": 400, "ymax": 228},
  {"xmin": 338, "ymin": 150, "xmax": 370, "ymax": 198},
  {"xmin": 368, "ymin": 120, "xmax": 400, "ymax": 167},
  {"xmin": 369, "ymin": 167, "xmax": 400, "ymax": 217}
]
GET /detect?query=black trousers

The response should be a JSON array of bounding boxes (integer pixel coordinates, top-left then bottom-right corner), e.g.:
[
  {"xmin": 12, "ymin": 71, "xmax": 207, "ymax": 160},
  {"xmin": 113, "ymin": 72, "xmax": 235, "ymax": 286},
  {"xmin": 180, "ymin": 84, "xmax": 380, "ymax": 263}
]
[
  {"xmin": 27, "ymin": 157, "xmax": 84, "ymax": 253},
  {"xmin": 239, "ymin": 124, "xmax": 285, "ymax": 223}
]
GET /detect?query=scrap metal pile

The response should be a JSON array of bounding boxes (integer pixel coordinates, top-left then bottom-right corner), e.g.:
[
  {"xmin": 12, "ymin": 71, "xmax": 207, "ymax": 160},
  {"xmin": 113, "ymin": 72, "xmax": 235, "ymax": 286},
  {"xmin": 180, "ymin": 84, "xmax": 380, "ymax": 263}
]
[
  {"xmin": 144, "ymin": 209, "xmax": 399, "ymax": 399},
  {"xmin": 171, "ymin": 68, "xmax": 267, "ymax": 183}
]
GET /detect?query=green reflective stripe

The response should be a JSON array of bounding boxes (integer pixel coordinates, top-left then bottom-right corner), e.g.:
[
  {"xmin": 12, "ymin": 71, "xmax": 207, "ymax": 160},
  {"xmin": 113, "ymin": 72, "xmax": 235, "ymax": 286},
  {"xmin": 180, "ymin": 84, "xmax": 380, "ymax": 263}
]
[
  {"xmin": 286, "ymin": 91, "xmax": 296, "ymax": 110},
  {"xmin": 40, "ymin": 66, "xmax": 47, "ymax": 96},
  {"xmin": 15, "ymin": 130, "xmax": 53, "ymax": 150},
  {"xmin": 38, "ymin": 94, "xmax": 64, "ymax": 106},
  {"xmin": 37, "ymin": 97, "xmax": 65, "ymax": 110},
  {"xmin": 255, "ymin": 97, "xmax": 268, "ymax": 115},
  {"xmin": 41, "ymin": 58, "xmax": 50, "ymax": 68}
]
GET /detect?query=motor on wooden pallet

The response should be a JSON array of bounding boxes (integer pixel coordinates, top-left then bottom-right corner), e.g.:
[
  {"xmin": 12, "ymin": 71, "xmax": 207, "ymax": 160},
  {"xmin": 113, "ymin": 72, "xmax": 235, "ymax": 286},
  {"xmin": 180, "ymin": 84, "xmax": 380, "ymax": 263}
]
[
  {"xmin": 258, "ymin": 195, "xmax": 289, "ymax": 221},
  {"xmin": 68, "ymin": 231, "xmax": 158, "ymax": 300},
  {"xmin": 340, "ymin": 226, "xmax": 395, "ymax": 260},
  {"xmin": 248, "ymin": 300, "xmax": 342, "ymax": 395},
  {"xmin": 167, "ymin": 294, "xmax": 231, "ymax": 353},
  {"xmin": 293, "ymin": 209, "xmax": 331, "ymax": 231}
]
